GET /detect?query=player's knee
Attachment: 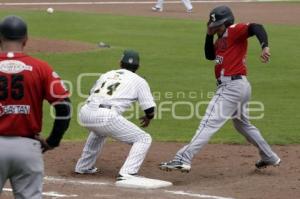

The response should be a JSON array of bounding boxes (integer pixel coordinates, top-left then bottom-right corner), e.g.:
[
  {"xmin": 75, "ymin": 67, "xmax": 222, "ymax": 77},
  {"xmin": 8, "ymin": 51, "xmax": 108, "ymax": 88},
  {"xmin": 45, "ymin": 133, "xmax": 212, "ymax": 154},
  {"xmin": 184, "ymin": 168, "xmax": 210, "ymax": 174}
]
[
  {"xmin": 140, "ymin": 133, "xmax": 152, "ymax": 144},
  {"xmin": 232, "ymin": 119, "xmax": 240, "ymax": 129},
  {"xmin": 233, "ymin": 119, "xmax": 251, "ymax": 128}
]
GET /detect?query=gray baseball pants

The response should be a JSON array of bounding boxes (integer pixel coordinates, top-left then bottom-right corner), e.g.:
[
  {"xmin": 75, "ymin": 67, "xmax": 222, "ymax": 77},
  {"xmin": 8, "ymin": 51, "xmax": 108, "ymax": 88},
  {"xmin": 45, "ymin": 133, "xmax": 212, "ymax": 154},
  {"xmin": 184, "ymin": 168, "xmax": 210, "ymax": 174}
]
[
  {"xmin": 174, "ymin": 77, "xmax": 279, "ymax": 165},
  {"xmin": 0, "ymin": 136, "xmax": 43, "ymax": 199}
]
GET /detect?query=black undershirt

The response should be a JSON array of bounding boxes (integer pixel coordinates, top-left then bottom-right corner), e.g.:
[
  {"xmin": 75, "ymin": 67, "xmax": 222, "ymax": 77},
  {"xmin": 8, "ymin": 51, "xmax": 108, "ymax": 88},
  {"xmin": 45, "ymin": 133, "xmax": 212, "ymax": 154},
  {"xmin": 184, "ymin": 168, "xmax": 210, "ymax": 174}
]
[
  {"xmin": 144, "ymin": 107, "xmax": 155, "ymax": 119},
  {"xmin": 46, "ymin": 97, "xmax": 71, "ymax": 147},
  {"xmin": 248, "ymin": 23, "xmax": 269, "ymax": 49}
]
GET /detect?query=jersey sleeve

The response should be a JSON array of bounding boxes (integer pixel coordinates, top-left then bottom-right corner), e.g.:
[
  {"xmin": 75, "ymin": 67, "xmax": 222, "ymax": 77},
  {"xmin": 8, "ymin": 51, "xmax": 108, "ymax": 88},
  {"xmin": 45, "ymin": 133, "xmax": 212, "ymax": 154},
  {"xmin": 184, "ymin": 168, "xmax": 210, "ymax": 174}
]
[
  {"xmin": 137, "ymin": 79, "xmax": 156, "ymax": 111},
  {"xmin": 43, "ymin": 64, "xmax": 69, "ymax": 104},
  {"xmin": 229, "ymin": 23, "xmax": 249, "ymax": 42}
]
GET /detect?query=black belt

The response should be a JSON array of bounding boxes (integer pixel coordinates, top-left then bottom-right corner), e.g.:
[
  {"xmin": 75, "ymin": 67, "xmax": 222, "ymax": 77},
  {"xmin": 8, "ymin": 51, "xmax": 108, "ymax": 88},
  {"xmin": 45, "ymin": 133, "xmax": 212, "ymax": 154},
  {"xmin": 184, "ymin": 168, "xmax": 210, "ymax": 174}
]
[
  {"xmin": 217, "ymin": 75, "xmax": 243, "ymax": 85},
  {"xmin": 99, "ymin": 104, "xmax": 112, "ymax": 109}
]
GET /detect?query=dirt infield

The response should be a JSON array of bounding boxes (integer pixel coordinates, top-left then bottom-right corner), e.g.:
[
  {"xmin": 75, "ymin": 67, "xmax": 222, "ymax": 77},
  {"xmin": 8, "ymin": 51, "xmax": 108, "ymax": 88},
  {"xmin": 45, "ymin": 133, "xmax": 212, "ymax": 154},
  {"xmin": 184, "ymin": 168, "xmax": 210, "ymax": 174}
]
[
  {"xmin": 3, "ymin": 142, "xmax": 300, "ymax": 199},
  {"xmin": 1, "ymin": 1, "xmax": 300, "ymax": 199},
  {"xmin": 44, "ymin": 142, "xmax": 299, "ymax": 199},
  {"xmin": 25, "ymin": 38, "xmax": 97, "ymax": 53}
]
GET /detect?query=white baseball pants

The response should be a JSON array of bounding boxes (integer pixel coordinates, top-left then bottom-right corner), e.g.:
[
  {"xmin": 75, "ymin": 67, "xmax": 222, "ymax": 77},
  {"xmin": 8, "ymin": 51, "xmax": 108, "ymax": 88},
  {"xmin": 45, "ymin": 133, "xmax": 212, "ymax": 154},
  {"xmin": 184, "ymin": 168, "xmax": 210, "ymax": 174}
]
[
  {"xmin": 76, "ymin": 104, "xmax": 152, "ymax": 175},
  {"xmin": 174, "ymin": 77, "xmax": 280, "ymax": 165},
  {"xmin": 155, "ymin": 0, "xmax": 193, "ymax": 10}
]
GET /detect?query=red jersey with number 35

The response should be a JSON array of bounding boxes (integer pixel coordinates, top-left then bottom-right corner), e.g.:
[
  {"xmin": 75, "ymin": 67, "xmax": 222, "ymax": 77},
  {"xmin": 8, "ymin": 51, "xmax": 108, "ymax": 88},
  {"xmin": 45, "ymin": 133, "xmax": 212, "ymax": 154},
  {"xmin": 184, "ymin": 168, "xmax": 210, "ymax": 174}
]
[
  {"xmin": 0, "ymin": 52, "xmax": 69, "ymax": 138},
  {"xmin": 214, "ymin": 23, "xmax": 250, "ymax": 78}
]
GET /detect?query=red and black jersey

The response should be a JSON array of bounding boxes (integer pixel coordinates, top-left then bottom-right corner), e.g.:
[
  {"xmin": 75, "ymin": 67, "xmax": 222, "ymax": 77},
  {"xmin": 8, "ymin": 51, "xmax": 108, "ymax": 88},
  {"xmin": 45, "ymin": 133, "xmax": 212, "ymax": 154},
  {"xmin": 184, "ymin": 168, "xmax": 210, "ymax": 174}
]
[
  {"xmin": 214, "ymin": 23, "xmax": 250, "ymax": 78},
  {"xmin": 0, "ymin": 52, "xmax": 69, "ymax": 138}
]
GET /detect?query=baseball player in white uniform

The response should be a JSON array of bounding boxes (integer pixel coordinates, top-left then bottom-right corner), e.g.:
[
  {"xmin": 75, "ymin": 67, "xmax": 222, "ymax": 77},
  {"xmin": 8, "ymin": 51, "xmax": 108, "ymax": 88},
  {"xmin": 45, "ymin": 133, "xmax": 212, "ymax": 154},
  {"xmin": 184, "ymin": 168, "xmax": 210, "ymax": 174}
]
[
  {"xmin": 75, "ymin": 50, "xmax": 156, "ymax": 181},
  {"xmin": 152, "ymin": 0, "xmax": 193, "ymax": 12}
]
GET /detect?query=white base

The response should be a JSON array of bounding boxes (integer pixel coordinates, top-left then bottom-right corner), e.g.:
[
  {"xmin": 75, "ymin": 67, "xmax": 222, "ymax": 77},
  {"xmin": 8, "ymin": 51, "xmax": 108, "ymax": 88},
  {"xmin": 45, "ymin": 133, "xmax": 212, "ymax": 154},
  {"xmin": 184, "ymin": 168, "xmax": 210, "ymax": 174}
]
[{"xmin": 115, "ymin": 177, "xmax": 172, "ymax": 189}]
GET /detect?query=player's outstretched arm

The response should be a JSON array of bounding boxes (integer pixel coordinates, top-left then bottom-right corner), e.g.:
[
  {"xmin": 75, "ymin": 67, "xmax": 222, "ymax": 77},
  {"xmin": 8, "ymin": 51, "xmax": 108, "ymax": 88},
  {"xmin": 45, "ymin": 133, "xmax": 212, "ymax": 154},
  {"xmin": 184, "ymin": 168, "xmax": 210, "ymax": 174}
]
[
  {"xmin": 248, "ymin": 23, "xmax": 271, "ymax": 63},
  {"xmin": 37, "ymin": 98, "xmax": 71, "ymax": 153}
]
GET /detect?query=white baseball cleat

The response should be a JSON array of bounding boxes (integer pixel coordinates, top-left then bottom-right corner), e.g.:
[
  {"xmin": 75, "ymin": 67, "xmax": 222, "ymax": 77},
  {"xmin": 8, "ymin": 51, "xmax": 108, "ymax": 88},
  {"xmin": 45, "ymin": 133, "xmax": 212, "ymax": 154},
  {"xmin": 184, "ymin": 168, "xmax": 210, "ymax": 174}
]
[
  {"xmin": 75, "ymin": 167, "xmax": 98, "ymax": 174},
  {"xmin": 152, "ymin": 6, "xmax": 163, "ymax": 12},
  {"xmin": 187, "ymin": 9, "xmax": 193, "ymax": 13}
]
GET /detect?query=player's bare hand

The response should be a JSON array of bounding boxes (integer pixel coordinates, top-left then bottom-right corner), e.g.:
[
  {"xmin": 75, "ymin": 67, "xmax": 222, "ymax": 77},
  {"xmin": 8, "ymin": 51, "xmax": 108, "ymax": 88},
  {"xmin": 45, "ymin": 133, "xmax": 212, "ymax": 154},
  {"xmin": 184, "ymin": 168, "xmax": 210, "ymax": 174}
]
[
  {"xmin": 139, "ymin": 116, "xmax": 151, "ymax": 128},
  {"xmin": 34, "ymin": 135, "xmax": 54, "ymax": 153},
  {"xmin": 207, "ymin": 28, "xmax": 216, "ymax": 36},
  {"xmin": 261, "ymin": 47, "xmax": 271, "ymax": 63},
  {"xmin": 207, "ymin": 21, "xmax": 217, "ymax": 35}
]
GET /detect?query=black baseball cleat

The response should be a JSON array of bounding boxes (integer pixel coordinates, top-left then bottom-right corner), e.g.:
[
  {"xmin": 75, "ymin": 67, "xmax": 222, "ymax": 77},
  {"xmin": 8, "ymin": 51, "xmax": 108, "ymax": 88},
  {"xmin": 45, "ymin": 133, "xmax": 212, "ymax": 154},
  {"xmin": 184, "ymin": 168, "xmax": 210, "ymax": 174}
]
[
  {"xmin": 159, "ymin": 160, "xmax": 191, "ymax": 173},
  {"xmin": 116, "ymin": 173, "xmax": 139, "ymax": 181},
  {"xmin": 255, "ymin": 158, "xmax": 281, "ymax": 169}
]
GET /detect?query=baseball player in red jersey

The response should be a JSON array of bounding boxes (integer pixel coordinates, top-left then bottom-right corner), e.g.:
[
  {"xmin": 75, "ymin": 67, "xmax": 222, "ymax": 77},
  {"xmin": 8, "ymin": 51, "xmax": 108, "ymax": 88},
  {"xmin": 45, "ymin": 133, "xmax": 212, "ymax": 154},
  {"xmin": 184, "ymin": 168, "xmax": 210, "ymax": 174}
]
[
  {"xmin": 0, "ymin": 16, "xmax": 71, "ymax": 198},
  {"xmin": 160, "ymin": 6, "xmax": 281, "ymax": 173}
]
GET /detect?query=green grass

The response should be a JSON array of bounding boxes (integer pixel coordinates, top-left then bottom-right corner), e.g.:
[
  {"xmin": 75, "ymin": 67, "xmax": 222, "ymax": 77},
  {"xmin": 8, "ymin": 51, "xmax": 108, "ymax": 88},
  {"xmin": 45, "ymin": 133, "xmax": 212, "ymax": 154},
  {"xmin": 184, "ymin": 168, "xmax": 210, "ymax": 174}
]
[{"xmin": 0, "ymin": 11, "xmax": 299, "ymax": 144}]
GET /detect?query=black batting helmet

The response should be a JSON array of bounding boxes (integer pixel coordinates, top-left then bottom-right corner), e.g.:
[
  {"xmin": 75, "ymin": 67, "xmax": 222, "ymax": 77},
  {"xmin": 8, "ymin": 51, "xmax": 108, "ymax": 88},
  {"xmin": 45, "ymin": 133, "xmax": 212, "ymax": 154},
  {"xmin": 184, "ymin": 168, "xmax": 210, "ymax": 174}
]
[
  {"xmin": 0, "ymin": 15, "xmax": 27, "ymax": 40},
  {"xmin": 208, "ymin": 6, "xmax": 235, "ymax": 28}
]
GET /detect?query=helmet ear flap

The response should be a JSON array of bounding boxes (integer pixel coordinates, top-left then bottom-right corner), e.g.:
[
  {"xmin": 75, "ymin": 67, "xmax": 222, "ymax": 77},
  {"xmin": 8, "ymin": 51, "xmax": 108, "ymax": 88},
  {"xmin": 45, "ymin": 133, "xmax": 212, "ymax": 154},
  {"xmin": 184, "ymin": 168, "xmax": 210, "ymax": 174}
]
[{"xmin": 224, "ymin": 16, "xmax": 234, "ymax": 27}]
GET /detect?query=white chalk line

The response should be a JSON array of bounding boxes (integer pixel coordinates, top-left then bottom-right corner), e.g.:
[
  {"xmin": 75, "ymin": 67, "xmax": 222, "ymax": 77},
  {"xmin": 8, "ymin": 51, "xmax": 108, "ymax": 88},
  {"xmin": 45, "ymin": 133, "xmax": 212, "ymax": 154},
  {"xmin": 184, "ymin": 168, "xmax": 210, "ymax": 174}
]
[
  {"xmin": 0, "ymin": 0, "xmax": 294, "ymax": 6},
  {"xmin": 2, "ymin": 188, "xmax": 78, "ymax": 198},
  {"xmin": 44, "ymin": 176, "xmax": 111, "ymax": 186},
  {"xmin": 45, "ymin": 176, "xmax": 234, "ymax": 199},
  {"xmin": 165, "ymin": 190, "xmax": 235, "ymax": 199},
  {"xmin": 2, "ymin": 176, "xmax": 110, "ymax": 198},
  {"xmin": 4, "ymin": 176, "xmax": 235, "ymax": 199}
]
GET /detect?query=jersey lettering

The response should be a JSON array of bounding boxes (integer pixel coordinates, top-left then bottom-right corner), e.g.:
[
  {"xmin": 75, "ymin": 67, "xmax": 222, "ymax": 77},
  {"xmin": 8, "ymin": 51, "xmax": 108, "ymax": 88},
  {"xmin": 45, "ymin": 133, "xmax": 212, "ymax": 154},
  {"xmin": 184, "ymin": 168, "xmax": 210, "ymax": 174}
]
[
  {"xmin": 0, "ymin": 74, "xmax": 24, "ymax": 100},
  {"xmin": 0, "ymin": 104, "xmax": 30, "ymax": 116},
  {"xmin": 106, "ymin": 82, "xmax": 121, "ymax": 95},
  {"xmin": 87, "ymin": 69, "xmax": 156, "ymax": 114},
  {"xmin": 215, "ymin": 55, "xmax": 224, "ymax": 65}
]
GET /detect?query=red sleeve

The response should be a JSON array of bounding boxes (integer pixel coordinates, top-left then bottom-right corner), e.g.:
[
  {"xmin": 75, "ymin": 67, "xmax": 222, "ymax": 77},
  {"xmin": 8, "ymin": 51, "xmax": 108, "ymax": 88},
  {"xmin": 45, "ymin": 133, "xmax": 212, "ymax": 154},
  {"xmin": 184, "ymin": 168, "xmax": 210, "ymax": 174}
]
[
  {"xmin": 228, "ymin": 23, "xmax": 249, "ymax": 42},
  {"xmin": 42, "ymin": 64, "xmax": 69, "ymax": 104}
]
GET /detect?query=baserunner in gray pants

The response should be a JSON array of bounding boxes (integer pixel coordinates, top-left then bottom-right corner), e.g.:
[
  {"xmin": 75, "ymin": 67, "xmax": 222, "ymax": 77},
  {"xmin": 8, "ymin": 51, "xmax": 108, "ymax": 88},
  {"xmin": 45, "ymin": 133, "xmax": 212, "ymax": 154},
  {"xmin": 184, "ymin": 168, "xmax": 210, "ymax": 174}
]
[
  {"xmin": 160, "ymin": 5, "xmax": 281, "ymax": 173},
  {"xmin": 177, "ymin": 77, "xmax": 279, "ymax": 166}
]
